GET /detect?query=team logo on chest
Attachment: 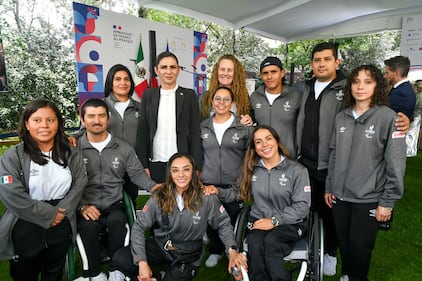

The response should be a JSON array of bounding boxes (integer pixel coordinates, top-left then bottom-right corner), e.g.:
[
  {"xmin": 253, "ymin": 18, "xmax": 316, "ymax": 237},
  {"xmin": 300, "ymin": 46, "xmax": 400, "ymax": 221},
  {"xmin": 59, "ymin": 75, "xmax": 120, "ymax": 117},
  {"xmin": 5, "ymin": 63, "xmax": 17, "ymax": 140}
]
[
  {"xmin": 202, "ymin": 133, "xmax": 209, "ymax": 139},
  {"xmin": 365, "ymin": 125, "xmax": 375, "ymax": 139},
  {"xmin": 336, "ymin": 89, "xmax": 344, "ymax": 101},
  {"xmin": 255, "ymin": 103, "xmax": 262, "ymax": 109},
  {"xmin": 283, "ymin": 101, "xmax": 291, "ymax": 112},
  {"xmin": 30, "ymin": 168, "xmax": 40, "ymax": 177},
  {"xmin": 252, "ymin": 175, "xmax": 258, "ymax": 182},
  {"xmin": 339, "ymin": 126, "xmax": 346, "ymax": 133},
  {"xmin": 112, "ymin": 157, "xmax": 120, "ymax": 169},
  {"xmin": 279, "ymin": 173, "xmax": 288, "ymax": 186},
  {"xmin": 192, "ymin": 211, "xmax": 201, "ymax": 224},
  {"xmin": 232, "ymin": 133, "xmax": 240, "ymax": 143}
]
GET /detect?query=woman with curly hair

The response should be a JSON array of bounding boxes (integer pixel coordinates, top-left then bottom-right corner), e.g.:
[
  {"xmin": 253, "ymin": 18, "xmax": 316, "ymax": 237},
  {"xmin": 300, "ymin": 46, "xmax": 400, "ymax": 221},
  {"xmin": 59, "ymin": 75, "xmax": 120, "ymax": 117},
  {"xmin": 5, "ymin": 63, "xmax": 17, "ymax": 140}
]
[
  {"xmin": 325, "ymin": 65, "xmax": 407, "ymax": 281},
  {"xmin": 200, "ymin": 54, "xmax": 252, "ymax": 125},
  {"xmin": 109, "ymin": 153, "xmax": 247, "ymax": 281}
]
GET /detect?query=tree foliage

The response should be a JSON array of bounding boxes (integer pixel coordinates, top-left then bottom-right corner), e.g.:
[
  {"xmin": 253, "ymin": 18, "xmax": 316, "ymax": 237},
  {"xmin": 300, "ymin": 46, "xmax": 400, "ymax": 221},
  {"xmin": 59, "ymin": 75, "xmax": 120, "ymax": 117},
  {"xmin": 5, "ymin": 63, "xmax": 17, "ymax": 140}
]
[{"xmin": 0, "ymin": 0, "xmax": 79, "ymax": 132}]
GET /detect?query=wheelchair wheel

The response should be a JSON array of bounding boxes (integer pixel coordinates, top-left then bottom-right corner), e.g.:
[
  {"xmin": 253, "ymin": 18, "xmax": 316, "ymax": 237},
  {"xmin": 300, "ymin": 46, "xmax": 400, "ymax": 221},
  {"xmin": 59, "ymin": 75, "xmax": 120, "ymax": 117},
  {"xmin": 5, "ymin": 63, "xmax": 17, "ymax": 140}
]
[
  {"xmin": 234, "ymin": 205, "xmax": 251, "ymax": 252},
  {"xmin": 308, "ymin": 211, "xmax": 324, "ymax": 281}
]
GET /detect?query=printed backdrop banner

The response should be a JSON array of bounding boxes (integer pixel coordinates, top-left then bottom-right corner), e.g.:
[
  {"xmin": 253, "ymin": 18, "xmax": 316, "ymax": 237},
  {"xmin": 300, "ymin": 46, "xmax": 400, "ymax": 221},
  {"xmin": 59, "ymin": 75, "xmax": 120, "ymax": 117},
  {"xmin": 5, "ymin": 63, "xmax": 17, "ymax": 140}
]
[
  {"xmin": 72, "ymin": 2, "xmax": 207, "ymax": 106},
  {"xmin": 400, "ymin": 15, "xmax": 422, "ymax": 75}
]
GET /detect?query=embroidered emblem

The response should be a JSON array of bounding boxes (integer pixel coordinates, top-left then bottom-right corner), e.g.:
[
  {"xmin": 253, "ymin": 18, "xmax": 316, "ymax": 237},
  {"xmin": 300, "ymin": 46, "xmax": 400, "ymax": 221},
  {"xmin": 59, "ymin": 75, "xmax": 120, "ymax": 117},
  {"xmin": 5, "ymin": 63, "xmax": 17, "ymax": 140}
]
[
  {"xmin": 336, "ymin": 89, "xmax": 344, "ymax": 101},
  {"xmin": 304, "ymin": 185, "xmax": 311, "ymax": 192},
  {"xmin": 219, "ymin": 205, "xmax": 225, "ymax": 214},
  {"xmin": 0, "ymin": 175, "xmax": 13, "ymax": 184},
  {"xmin": 232, "ymin": 133, "xmax": 240, "ymax": 144},
  {"xmin": 30, "ymin": 168, "xmax": 39, "ymax": 177},
  {"xmin": 193, "ymin": 211, "xmax": 201, "ymax": 224},
  {"xmin": 112, "ymin": 157, "xmax": 120, "ymax": 169},
  {"xmin": 255, "ymin": 103, "xmax": 262, "ymax": 109},
  {"xmin": 283, "ymin": 101, "xmax": 291, "ymax": 112},
  {"xmin": 339, "ymin": 126, "xmax": 346, "ymax": 133},
  {"xmin": 252, "ymin": 175, "xmax": 257, "ymax": 182},
  {"xmin": 392, "ymin": 131, "xmax": 406, "ymax": 139},
  {"xmin": 202, "ymin": 133, "xmax": 209, "ymax": 139},
  {"xmin": 279, "ymin": 173, "xmax": 288, "ymax": 186},
  {"xmin": 365, "ymin": 125, "xmax": 375, "ymax": 139}
]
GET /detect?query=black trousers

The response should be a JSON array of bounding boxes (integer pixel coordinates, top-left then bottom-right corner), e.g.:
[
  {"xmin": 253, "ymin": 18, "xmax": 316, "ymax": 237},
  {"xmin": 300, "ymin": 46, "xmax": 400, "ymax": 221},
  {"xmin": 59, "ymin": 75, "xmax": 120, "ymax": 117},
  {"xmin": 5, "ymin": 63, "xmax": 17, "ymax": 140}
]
[
  {"xmin": 110, "ymin": 237, "xmax": 198, "ymax": 281},
  {"xmin": 77, "ymin": 206, "xmax": 127, "ymax": 277},
  {"xmin": 332, "ymin": 200, "xmax": 379, "ymax": 281},
  {"xmin": 299, "ymin": 157, "xmax": 338, "ymax": 257},
  {"xmin": 10, "ymin": 218, "xmax": 72, "ymax": 281},
  {"xmin": 207, "ymin": 200, "xmax": 242, "ymax": 255},
  {"xmin": 247, "ymin": 222, "xmax": 306, "ymax": 281}
]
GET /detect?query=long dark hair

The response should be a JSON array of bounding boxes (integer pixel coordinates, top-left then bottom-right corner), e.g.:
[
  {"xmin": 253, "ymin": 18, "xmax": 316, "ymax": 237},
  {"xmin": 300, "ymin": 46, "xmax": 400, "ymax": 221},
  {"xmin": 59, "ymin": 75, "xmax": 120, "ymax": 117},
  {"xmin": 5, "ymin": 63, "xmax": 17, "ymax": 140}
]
[
  {"xmin": 104, "ymin": 64, "xmax": 135, "ymax": 97},
  {"xmin": 239, "ymin": 125, "xmax": 290, "ymax": 201},
  {"xmin": 343, "ymin": 64, "xmax": 388, "ymax": 108},
  {"xmin": 18, "ymin": 99, "xmax": 71, "ymax": 167},
  {"xmin": 155, "ymin": 153, "xmax": 202, "ymax": 214}
]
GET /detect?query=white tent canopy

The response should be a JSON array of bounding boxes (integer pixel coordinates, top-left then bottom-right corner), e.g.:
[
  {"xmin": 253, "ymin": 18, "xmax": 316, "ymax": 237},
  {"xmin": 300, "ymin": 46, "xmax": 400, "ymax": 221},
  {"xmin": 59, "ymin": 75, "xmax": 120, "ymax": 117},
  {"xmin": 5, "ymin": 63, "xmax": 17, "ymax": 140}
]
[{"xmin": 137, "ymin": 0, "xmax": 422, "ymax": 42}]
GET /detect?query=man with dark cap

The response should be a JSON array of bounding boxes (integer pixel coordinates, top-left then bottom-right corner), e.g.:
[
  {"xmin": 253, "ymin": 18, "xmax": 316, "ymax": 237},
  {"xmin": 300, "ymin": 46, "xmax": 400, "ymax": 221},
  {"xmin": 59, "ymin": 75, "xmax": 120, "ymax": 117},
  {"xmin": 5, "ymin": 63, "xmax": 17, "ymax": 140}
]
[{"xmin": 249, "ymin": 56, "xmax": 302, "ymax": 158}]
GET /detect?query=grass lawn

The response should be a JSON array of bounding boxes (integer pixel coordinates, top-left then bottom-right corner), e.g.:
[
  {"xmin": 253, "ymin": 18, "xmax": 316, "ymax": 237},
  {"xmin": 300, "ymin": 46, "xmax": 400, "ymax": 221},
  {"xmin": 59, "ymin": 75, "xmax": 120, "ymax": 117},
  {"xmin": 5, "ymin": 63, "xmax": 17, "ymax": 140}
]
[{"xmin": 0, "ymin": 152, "xmax": 421, "ymax": 280}]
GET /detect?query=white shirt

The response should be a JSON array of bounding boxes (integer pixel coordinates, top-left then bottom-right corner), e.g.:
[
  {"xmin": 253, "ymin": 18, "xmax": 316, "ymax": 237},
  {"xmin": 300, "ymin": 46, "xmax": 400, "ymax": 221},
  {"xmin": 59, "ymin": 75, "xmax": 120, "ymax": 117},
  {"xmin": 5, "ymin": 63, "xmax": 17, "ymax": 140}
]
[
  {"xmin": 153, "ymin": 85, "xmax": 178, "ymax": 162},
  {"xmin": 265, "ymin": 89, "xmax": 281, "ymax": 105},
  {"xmin": 393, "ymin": 79, "xmax": 409, "ymax": 88},
  {"xmin": 213, "ymin": 114, "xmax": 234, "ymax": 145},
  {"xmin": 314, "ymin": 80, "xmax": 331, "ymax": 100},
  {"xmin": 114, "ymin": 99, "xmax": 130, "ymax": 119},
  {"xmin": 29, "ymin": 152, "xmax": 72, "ymax": 201},
  {"xmin": 89, "ymin": 133, "xmax": 111, "ymax": 152}
]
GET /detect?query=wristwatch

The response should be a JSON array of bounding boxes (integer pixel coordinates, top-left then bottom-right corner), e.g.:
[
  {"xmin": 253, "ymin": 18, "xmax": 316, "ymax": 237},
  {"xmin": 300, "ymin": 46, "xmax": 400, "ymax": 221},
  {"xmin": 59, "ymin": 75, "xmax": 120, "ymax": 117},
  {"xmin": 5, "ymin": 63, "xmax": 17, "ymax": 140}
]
[{"xmin": 271, "ymin": 216, "xmax": 280, "ymax": 227}]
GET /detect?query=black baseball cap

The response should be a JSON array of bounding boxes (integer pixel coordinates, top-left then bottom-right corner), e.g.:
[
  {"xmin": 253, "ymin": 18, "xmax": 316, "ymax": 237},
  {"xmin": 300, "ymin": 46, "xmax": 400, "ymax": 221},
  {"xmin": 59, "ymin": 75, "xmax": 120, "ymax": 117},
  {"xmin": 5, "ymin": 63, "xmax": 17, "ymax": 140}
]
[{"xmin": 260, "ymin": 56, "xmax": 283, "ymax": 72}]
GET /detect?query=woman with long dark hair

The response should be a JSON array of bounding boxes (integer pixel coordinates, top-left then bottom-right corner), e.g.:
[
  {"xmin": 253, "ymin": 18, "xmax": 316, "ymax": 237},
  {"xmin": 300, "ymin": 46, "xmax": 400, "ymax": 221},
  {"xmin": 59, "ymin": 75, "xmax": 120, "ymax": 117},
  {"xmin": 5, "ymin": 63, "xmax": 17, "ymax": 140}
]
[{"xmin": 0, "ymin": 99, "xmax": 87, "ymax": 281}]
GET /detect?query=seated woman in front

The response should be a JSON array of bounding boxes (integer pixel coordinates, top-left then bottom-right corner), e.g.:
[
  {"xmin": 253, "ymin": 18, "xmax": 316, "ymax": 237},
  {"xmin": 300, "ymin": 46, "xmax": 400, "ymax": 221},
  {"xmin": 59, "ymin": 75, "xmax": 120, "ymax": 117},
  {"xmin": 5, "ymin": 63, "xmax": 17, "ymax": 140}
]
[
  {"xmin": 239, "ymin": 125, "xmax": 311, "ymax": 281},
  {"xmin": 108, "ymin": 153, "xmax": 247, "ymax": 281}
]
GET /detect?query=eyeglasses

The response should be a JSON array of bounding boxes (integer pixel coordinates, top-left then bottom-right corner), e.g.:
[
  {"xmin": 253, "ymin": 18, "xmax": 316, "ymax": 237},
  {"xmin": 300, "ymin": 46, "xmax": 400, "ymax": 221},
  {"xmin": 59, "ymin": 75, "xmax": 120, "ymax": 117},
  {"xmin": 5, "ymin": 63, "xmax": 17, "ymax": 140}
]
[
  {"xmin": 170, "ymin": 167, "xmax": 192, "ymax": 175},
  {"xmin": 213, "ymin": 96, "xmax": 232, "ymax": 104}
]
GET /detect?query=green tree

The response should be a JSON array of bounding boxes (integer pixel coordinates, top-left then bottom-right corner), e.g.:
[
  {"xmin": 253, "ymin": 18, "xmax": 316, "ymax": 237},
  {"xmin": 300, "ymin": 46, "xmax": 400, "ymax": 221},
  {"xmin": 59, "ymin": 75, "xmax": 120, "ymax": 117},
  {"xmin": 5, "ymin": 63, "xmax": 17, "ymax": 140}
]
[{"xmin": 0, "ymin": 0, "xmax": 79, "ymax": 132}]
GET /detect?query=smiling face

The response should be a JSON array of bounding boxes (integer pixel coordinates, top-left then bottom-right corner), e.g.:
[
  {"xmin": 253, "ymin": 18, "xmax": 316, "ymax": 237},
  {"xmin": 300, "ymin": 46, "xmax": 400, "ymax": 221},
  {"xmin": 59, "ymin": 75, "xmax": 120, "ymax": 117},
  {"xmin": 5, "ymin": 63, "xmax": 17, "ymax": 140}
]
[
  {"xmin": 351, "ymin": 69, "xmax": 376, "ymax": 105},
  {"xmin": 253, "ymin": 128, "xmax": 279, "ymax": 162},
  {"xmin": 217, "ymin": 59, "xmax": 235, "ymax": 87},
  {"xmin": 25, "ymin": 106, "xmax": 58, "ymax": 151},
  {"xmin": 81, "ymin": 105, "xmax": 109, "ymax": 138},
  {"xmin": 311, "ymin": 49, "xmax": 340, "ymax": 82},
  {"xmin": 212, "ymin": 88, "xmax": 233, "ymax": 116},
  {"xmin": 170, "ymin": 156, "xmax": 193, "ymax": 195},
  {"xmin": 112, "ymin": 70, "xmax": 132, "ymax": 101}
]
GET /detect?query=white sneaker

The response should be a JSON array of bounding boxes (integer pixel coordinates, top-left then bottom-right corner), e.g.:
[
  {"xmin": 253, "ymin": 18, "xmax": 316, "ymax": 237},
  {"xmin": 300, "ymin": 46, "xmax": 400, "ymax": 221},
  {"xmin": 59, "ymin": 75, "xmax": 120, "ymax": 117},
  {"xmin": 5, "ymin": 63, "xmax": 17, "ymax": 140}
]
[
  {"xmin": 108, "ymin": 270, "xmax": 126, "ymax": 281},
  {"xmin": 91, "ymin": 272, "xmax": 108, "ymax": 281},
  {"xmin": 205, "ymin": 254, "xmax": 222, "ymax": 267},
  {"xmin": 323, "ymin": 253, "xmax": 337, "ymax": 276},
  {"xmin": 340, "ymin": 275, "xmax": 349, "ymax": 281},
  {"xmin": 202, "ymin": 233, "xmax": 210, "ymax": 245},
  {"xmin": 72, "ymin": 278, "xmax": 89, "ymax": 281}
]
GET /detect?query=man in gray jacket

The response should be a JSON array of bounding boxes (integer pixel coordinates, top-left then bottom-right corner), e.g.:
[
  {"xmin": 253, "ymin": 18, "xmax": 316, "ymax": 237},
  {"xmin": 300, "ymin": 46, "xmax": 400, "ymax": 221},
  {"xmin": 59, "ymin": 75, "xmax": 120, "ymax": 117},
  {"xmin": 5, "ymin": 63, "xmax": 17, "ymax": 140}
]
[
  {"xmin": 250, "ymin": 57, "xmax": 301, "ymax": 158},
  {"xmin": 77, "ymin": 98, "xmax": 160, "ymax": 281}
]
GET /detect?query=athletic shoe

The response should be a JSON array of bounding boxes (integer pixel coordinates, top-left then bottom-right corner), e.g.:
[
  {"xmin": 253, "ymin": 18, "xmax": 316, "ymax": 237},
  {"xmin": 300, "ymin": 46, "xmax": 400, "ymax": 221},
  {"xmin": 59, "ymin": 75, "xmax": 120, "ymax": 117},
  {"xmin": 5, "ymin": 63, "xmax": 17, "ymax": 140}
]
[
  {"xmin": 91, "ymin": 272, "xmax": 108, "ymax": 281},
  {"xmin": 205, "ymin": 254, "xmax": 222, "ymax": 267},
  {"xmin": 340, "ymin": 275, "xmax": 349, "ymax": 281},
  {"xmin": 323, "ymin": 253, "xmax": 337, "ymax": 276},
  {"xmin": 108, "ymin": 270, "xmax": 126, "ymax": 281}
]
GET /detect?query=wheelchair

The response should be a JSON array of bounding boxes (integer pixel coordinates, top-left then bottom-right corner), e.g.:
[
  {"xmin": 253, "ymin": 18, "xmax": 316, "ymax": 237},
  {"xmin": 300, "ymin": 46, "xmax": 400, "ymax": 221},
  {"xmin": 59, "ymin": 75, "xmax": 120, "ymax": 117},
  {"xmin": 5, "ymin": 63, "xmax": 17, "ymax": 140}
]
[
  {"xmin": 64, "ymin": 191, "xmax": 136, "ymax": 281},
  {"xmin": 233, "ymin": 205, "xmax": 324, "ymax": 281}
]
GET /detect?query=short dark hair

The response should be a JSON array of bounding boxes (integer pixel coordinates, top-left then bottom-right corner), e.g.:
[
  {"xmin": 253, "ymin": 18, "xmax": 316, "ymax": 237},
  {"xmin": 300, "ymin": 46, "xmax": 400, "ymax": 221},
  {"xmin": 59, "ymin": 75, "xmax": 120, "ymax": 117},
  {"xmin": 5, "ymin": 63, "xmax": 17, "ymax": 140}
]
[
  {"xmin": 104, "ymin": 64, "xmax": 135, "ymax": 98},
  {"xmin": 156, "ymin": 51, "xmax": 179, "ymax": 66},
  {"xmin": 312, "ymin": 42, "xmax": 339, "ymax": 60},
  {"xmin": 384, "ymin": 56, "xmax": 410, "ymax": 77},
  {"xmin": 80, "ymin": 98, "xmax": 109, "ymax": 121}
]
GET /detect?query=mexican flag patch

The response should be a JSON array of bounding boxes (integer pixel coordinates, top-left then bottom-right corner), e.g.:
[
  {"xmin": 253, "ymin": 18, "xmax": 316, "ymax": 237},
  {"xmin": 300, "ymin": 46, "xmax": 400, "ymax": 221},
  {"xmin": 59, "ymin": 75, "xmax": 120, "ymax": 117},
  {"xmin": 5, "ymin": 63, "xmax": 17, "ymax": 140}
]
[{"xmin": 1, "ymin": 175, "xmax": 13, "ymax": 184}]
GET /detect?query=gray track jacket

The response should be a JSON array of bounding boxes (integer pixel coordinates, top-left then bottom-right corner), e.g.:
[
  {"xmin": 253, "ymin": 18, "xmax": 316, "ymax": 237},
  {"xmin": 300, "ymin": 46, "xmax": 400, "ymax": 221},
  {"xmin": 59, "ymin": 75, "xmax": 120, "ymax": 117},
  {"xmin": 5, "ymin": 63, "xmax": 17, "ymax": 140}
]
[
  {"xmin": 326, "ymin": 106, "xmax": 406, "ymax": 208},
  {"xmin": 105, "ymin": 94, "xmax": 142, "ymax": 148},
  {"xmin": 296, "ymin": 76, "xmax": 347, "ymax": 169},
  {"xmin": 78, "ymin": 133, "xmax": 156, "ymax": 210},
  {"xmin": 250, "ymin": 85, "xmax": 301, "ymax": 158},
  {"xmin": 131, "ymin": 193, "xmax": 236, "ymax": 266},
  {"xmin": 249, "ymin": 158, "xmax": 311, "ymax": 225},
  {"xmin": 0, "ymin": 144, "xmax": 87, "ymax": 260},
  {"xmin": 200, "ymin": 115, "xmax": 252, "ymax": 202}
]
